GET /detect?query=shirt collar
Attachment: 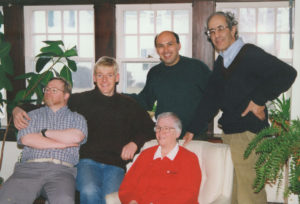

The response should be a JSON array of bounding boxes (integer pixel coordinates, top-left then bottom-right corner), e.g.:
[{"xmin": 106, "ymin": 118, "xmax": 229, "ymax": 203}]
[
  {"xmin": 219, "ymin": 37, "xmax": 245, "ymax": 68},
  {"xmin": 153, "ymin": 143, "xmax": 179, "ymax": 161}
]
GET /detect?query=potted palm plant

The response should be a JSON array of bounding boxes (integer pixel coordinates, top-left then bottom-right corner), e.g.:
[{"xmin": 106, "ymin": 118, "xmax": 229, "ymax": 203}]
[{"xmin": 244, "ymin": 94, "xmax": 300, "ymax": 202}]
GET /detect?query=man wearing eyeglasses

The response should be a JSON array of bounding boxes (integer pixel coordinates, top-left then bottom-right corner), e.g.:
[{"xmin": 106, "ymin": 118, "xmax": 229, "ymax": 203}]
[
  {"xmin": 0, "ymin": 77, "xmax": 88, "ymax": 204},
  {"xmin": 12, "ymin": 57, "xmax": 155, "ymax": 204},
  {"xmin": 183, "ymin": 11, "xmax": 297, "ymax": 204}
]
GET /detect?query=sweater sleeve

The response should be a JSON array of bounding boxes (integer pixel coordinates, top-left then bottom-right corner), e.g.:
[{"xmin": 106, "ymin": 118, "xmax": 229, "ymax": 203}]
[
  {"xmin": 130, "ymin": 68, "xmax": 158, "ymax": 111},
  {"xmin": 187, "ymin": 61, "xmax": 223, "ymax": 134},
  {"xmin": 249, "ymin": 46, "xmax": 297, "ymax": 105},
  {"xmin": 129, "ymin": 101, "xmax": 155, "ymax": 149}
]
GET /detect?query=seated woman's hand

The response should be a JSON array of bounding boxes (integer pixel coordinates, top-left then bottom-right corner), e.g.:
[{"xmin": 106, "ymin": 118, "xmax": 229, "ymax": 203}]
[{"xmin": 129, "ymin": 200, "xmax": 138, "ymax": 204}]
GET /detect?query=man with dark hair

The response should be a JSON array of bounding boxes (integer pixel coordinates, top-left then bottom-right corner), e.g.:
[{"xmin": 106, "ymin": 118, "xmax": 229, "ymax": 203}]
[
  {"xmin": 12, "ymin": 57, "xmax": 155, "ymax": 204},
  {"xmin": 184, "ymin": 11, "xmax": 297, "ymax": 204},
  {"xmin": 0, "ymin": 77, "xmax": 88, "ymax": 204},
  {"xmin": 130, "ymin": 30, "xmax": 211, "ymax": 140}
]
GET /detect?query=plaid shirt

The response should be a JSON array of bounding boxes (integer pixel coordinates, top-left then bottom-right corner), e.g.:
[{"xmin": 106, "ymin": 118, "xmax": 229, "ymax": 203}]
[{"xmin": 17, "ymin": 106, "xmax": 88, "ymax": 165}]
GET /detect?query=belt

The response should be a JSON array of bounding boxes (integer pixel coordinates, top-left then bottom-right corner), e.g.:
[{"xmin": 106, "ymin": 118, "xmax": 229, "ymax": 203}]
[{"xmin": 26, "ymin": 158, "xmax": 73, "ymax": 168}]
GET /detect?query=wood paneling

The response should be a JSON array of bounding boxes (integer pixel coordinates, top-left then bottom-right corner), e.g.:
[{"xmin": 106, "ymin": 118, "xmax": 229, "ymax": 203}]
[
  {"xmin": 3, "ymin": 5, "xmax": 26, "ymax": 102},
  {"xmin": 94, "ymin": 2, "xmax": 116, "ymax": 59},
  {"xmin": 192, "ymin": 0, "xmax": 215, "ymax": 134}
]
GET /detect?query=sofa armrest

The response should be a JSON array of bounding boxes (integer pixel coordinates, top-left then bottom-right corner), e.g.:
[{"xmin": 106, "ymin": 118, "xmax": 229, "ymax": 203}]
[
  {"xmin": 209, "ymin": 195, "xmax": 231, "ymax": 204},
  {"xmin": 105, "ymin": 192, "xmax": 121, "ymax": 204}
]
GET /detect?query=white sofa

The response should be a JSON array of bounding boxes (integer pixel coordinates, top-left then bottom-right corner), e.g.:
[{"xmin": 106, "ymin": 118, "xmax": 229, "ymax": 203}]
[{"xmin": 106, "ymin": 139, "xmax": 234, "ymax": 204}]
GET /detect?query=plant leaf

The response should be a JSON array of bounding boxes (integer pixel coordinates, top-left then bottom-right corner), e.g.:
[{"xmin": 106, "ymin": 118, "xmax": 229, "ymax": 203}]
[
  {"xmin": 40, "ymin": 45, "xmax": 64, "ymax": 56},
  {"xmin": 0, "ymin": 72, "xmax": 13, "ymax": 91},
  {"xmin": 0, "ymin": 55, "xmax": 14, "ymax": 75},
  {"xmin": 67, "ymin": 58, "xmax": 77, "ymax": 72},
  {"xmin": 36, "ymin": 56, "xmax": 52, "ymax": 73},
  {"xmin": 60, "ymin": 65, "xmax": 73, "ymax": 86},
  {"xmin": 64, "ymin": 46, "xmax": 78, "ymax": 57},
  {"xmin": 0, "ymin": 41, "xmax": 11, "ymax": 57},
  {"xmin": 15, "ymin": 72, "xmax": 36, "ymax": 80},
  {"xmin": 43, "ymin": 40, "xmax": 64, "ymax": 47}
]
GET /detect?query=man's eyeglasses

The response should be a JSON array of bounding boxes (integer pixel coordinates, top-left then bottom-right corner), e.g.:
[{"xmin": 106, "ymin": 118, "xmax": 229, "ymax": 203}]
[
  {"xmin": 43, "ymin": 87, "xmax": 64, "ymax": 94},
  {"xmin": 205, "ymin": 25, "xmax": 229, "ymax": 38},
  {"xmin": 154, "ymin": 126, "xmax": 176, "ymax": 133}
]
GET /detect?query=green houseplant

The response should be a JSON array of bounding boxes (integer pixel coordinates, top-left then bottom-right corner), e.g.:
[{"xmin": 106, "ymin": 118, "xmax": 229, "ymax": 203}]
[{"xmin": 244, "ymin": 95, "xmax": 300, "ymax": 201}]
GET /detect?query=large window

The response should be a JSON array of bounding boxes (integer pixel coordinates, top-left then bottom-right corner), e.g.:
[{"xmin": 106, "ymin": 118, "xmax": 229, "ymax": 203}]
[
  {"xmin": 24, "ymin": 5, "xmax": 95, "ymax": 93},
  {"xmin": 217, "ymin": 2, "xmax": 293, "ymax": 64},
  {"xmin": 116, "ymin": 4, "xmax": 192, "ymax": 93}
]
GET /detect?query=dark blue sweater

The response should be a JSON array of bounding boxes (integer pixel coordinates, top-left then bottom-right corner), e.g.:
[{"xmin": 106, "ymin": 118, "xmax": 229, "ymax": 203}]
[
  {"xmin": 188, "ymin": 44, "xmax": 297, "ymax": 134},
  {"xmin": 129, "ymin": 56, "xmax": 211, "ymax": 137}
]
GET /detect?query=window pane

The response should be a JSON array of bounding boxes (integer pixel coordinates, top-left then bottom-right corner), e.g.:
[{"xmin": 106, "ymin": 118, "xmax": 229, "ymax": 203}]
[
  {"xmin": 79, "ymin": 35, "xmax": 94, "ymax": 58},
  {"xmin": 140, "ymin": 36, "xmax": 156, "ymax": 58},
  {"xmin": 79, "ymin": 10, "xmax": 93, "ymax": 33},
  {"xmin": 277, "ymin": 8, "xmax": 289, "ymax": 32},
  {"xmin": 72, "ymin": 62, "xmax": 93, "ymax": 89},
  {"xmin": 33, "ymin": 11, "xmax": 46, "ymax": 33},
  {"xmin": 124, "ymin": 63, "xmax": 157, "ymax": 93},
  {"xmin": 221, "ymin": 8, "xmax": 238, "ymax": 17},
  {"xmin": 125, "ymin": 11, "xmax": 137, "ymax": 34},
  {"xmin": 174, "ymin": 10, "xmax": 189, "ymax": 33},
  {"xmin": 240, "ymin": 33, "xmax": 256, "ymax": 44},
  {"xmin": 125, "ymin": 36, "xmax": 138, "ymax": 58},
  {"xmin": 239, "ymin": 8, "xmax": 256, "ymax": 32},
  {"xmin": 33, "ymin": 35, "xmax": 47, "ymax": 56},
  {"xmin": 276, "ymin": 34, "xmax": 292, "ymax": 59},
  {"xmin": 258, "ymin": 8, "xmax": 275, "ymax": 32},
  {"xmin": 48, "ymin": 10, "xmax": 61, "ymax": 33},
  {"xmin": 156, "ymin": 10, "xmax": 171, "ymax": 33},
  {"xmin": 140, "ymin": 10, "xmax": 154, "ymax": 34},
  {"xmin": 64, "ymin": 10, "xmax": 77, "ymax": 33},
  {"xmin": 257, "ymin": 34, "xmax": 274, "ymax": 54},
  {"xmin": 64, "ymin": 35, "xmax": 78, "ymax": 49},
  {"xmin": 48, "ymin": 35, "xmax": 62, "ymax": 41},
  {"xmin": 179, "ymin": 35, "xmax": 187, "ymax": 56}
]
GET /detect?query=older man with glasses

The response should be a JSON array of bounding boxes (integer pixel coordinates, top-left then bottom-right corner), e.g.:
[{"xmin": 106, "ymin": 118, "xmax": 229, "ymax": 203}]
[
  {"xmin": 184, "ymin": 11, "xmax": 297, "ymax": 204},
  {"xmin": 119, "ymin": 112, "xmax": 201, "ymax": 204}
]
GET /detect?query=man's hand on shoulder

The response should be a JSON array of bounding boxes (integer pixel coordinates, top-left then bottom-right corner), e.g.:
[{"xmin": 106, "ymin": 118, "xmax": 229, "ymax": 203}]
[
  {"xmin": 121, "ymin": 142, "xmax": 138, "ymax": 161},
  {"xmin": 13, "ymin": 107, "xmax": 30, "ymax": 130},
  {"xmin": 183, "ymin": 131, "xmax": 194, "ymax": 147},
  {"xmin": 241, "ymin": 100, "xmax": 266, "ymax": 121}
]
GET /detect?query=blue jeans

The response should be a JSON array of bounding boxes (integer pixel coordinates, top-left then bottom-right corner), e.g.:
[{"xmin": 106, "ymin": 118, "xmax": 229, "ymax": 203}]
[{"xmin": 76, "ymin": 159, "xmax": 125, "ymax": 204}]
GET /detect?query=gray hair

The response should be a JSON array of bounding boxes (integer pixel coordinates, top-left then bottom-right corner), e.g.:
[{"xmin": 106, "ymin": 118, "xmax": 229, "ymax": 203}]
[
  {"xmin": 156, "ymin": 112, "xmax": 182, "ymax": 135},
  {"xmin": 206, "ymin": 11, "xmax": 239, "ymax": 39},
  {"xmin": 94, "ymin": 56, "xmax": 119, "ymax": 75}
]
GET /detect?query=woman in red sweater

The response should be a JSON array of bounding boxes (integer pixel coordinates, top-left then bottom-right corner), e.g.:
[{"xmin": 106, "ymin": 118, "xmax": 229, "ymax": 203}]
[{"xmin": 119, "ymin": 112, "xmax": 201, "ymax": 204}]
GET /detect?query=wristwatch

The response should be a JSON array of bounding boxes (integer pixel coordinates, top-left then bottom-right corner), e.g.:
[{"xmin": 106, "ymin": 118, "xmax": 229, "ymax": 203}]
[{"xmin": 41, "ymin": 129, "xmax": 47, "ymax": 137}]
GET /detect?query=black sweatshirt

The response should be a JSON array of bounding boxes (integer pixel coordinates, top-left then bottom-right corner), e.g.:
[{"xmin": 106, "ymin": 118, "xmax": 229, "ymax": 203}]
[
  {"xmin": 188, "ymin": 44, "xmax": 297, "ymax": 134},
  {"xmin": 68, "ymin": 88, "xmax": 155, "ymax": 169}
]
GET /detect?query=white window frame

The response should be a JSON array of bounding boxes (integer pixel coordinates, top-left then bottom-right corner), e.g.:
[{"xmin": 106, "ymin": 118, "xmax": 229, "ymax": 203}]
[
  {"xmin": 116, "ymin": 3, "xmax": 192, "ymax": 92},
  {"xmin": 217, "ymin": 1, "xmax": 293, "ymax": 64},
  {"xmin": 24, "ymin": 5, "xmax": 95, "ymax": 93}
]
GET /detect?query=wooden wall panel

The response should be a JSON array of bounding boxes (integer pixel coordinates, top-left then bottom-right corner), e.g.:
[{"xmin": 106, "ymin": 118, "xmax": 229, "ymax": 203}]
[
  {"xmin": 3, "ymin": 5, "xmax": 26, "ymax": 102},
  {"xmin": 192, "ymin": 0, "xmax": 215, "ymax": 135},
  {"xmin": 94, "ymin": 2, "xmax": 116, "ymax": 60}
]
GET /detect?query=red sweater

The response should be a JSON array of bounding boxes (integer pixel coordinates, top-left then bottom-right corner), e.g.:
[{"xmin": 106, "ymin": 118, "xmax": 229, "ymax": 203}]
[{"xmin": 119, "ymin": 145, "xmax": 201, "ymax": 204}]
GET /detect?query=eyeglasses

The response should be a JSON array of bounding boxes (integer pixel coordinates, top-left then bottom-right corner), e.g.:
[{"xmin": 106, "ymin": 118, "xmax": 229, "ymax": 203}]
[
  {"xmin": 43, "ymin": 87, "xmax": 64, "ymax": 94},
  {"xmin": 154, "ymin": 126, "xmax": 176, "ymax": 133},
  {"xmin": 205, "ymin": 25, "xmax": 229, "ymax": 37}
]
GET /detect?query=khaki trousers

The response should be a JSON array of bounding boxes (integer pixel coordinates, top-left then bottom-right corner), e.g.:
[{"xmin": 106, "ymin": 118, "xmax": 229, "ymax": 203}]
[{"xmin": 222, "ymin": 131, "xmax": 267, "ymax": 204}]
